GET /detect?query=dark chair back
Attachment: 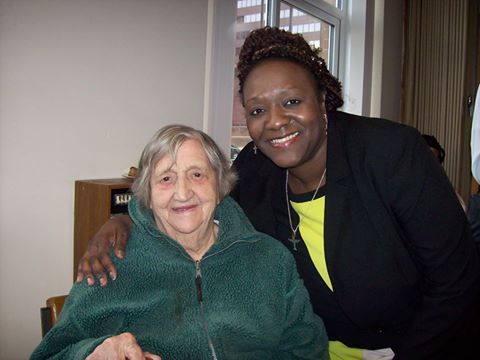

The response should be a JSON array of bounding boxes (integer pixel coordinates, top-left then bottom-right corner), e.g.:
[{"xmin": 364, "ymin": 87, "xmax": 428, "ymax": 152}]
[{"xmin": 40, "ymin": 295, "xmax": 67, "ymax": 337}]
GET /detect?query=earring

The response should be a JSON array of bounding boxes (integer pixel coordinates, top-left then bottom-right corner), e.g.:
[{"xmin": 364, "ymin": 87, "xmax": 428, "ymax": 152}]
[
  {"xmin": 253, "ymin": 144, "xmax": 257, "ymax": 155},
  {"xmin": 324, "ymin": 114, "xmax": 328, "ymax": 136}
]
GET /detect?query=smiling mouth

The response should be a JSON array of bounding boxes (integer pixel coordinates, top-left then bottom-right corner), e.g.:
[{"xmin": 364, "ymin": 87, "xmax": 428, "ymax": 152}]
[
  {"xmin": 270, "ymin": 132, "xmax": 299, "ymax": 145},
  {"xmin": 172, "ymin": 205, "xmax": 197, "ymax": 213}
]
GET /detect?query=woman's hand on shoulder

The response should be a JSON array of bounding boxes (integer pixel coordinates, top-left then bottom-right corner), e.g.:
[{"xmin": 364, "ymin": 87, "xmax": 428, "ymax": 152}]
[
  {"xmin": 86, "ymin": 332, "xmax": 161, "ymax": 360},
  {"xmin": 76, "ymin": 214, "xmax": 133, "ymax": 287}
]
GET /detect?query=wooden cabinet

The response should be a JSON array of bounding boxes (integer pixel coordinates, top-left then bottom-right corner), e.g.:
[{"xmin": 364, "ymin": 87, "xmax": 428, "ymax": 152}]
[{"xmin": 73, "ymin": 178, "xmax": 133, "ymax": 278}]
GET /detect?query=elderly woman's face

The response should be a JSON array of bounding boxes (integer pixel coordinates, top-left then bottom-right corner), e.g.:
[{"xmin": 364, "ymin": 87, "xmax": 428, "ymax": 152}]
[{"xmin": 149, "ymin": 139, "xmax": 219, "ymax": 238}]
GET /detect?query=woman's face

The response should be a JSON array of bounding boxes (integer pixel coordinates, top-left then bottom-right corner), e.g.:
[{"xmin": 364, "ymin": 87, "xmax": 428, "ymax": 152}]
[
  {"xmin": 149, "ymin": 139, "xmax": 219, "ymax": 239},
  {"xmin": 242, "ymin": 59, "xmax": 327, "ymax": 170}
]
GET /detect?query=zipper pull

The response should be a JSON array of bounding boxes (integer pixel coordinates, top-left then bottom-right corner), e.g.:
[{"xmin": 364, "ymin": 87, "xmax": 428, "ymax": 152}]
[{"xmin": 195, "ymin": 260, "xmax": 203, "ymax": 302}]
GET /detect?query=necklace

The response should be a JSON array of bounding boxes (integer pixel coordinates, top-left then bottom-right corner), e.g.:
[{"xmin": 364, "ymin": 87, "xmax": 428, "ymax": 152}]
[{"xmin": 285, "ymin": 167, "xmax": 327, "ymax": 251}]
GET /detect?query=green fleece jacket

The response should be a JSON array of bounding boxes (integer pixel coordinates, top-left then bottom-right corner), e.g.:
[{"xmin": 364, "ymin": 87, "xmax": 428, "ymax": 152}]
[{"xmin": 31, "ymin": 196, "xmax": 328, "ymax": 360}]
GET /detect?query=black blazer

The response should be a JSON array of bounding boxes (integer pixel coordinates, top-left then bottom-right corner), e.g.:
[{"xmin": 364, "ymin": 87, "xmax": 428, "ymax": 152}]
[{"xmin": 231, "ymin": 111, "xmax": 480, "ymax": 359}]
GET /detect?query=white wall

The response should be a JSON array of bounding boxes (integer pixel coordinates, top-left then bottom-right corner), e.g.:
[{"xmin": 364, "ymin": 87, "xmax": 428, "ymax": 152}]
[
  {"xmin": 342, "ymin": 0, "xmax": 404, "ymax": 122},
  {"xmin": 0, "ymin": 1, "xmax": 209, "ymax": 358}
]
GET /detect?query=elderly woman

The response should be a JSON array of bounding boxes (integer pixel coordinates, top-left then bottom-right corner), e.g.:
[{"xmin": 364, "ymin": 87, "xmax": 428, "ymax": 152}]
[{"xmin": 31, "ymin": 125, "xmax": 328, "ymax": 360}]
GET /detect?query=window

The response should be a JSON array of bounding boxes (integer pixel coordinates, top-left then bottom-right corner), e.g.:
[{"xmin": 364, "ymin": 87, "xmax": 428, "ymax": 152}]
[
  {"xmin": 231, "ymin": 0, "xmax": 345, "ymax": 152},
  {"xmin": 280, "ymin": 9, "xmax": 290, "ymax": 18},
  {"xmin": 244, "ymin": 13, "xmax": 262, "ymax": 23},
  {"xmin": 238, "ymin": 0, "xmax": 264, "ymax": 8}
]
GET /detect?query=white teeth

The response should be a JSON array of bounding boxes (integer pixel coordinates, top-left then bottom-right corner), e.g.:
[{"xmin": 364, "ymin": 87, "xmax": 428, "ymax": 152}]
[{"xmin": 270, "ymin": 132, "xmax": 299, "ymax": 144}]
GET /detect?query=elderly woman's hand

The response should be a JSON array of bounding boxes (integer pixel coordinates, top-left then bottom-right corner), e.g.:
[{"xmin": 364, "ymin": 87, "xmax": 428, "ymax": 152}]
[
  {"xmin": 76, "ymin": 214, "xmax": 133, "ymax": 287},
  {"xmin": 86, "ymin": 332, "xmax": 162, "ymax": 360}
]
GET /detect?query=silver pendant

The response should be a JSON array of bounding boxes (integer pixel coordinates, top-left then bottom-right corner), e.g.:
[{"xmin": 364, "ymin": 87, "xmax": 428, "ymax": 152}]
[{"xmin": 288, "ymin": 236, "xmax": 300, "ymax": 251}]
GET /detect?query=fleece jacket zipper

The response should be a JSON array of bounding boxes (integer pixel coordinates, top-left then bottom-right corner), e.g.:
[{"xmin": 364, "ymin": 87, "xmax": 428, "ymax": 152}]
[{"xmin": 195, "ymin": 260, "xmax": 218, "ymax": 360}]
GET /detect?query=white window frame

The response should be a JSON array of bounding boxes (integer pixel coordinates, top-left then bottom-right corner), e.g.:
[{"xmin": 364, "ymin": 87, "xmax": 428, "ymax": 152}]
[{"xmin": 269, "ymin": 0, "xmax": 344, "ymax": 76}]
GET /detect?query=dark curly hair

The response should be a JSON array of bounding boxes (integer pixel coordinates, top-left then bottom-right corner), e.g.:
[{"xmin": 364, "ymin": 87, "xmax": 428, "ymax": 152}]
[{"xmin": 237, "ymin": 27, "xmax": 344, "ymax": 111}]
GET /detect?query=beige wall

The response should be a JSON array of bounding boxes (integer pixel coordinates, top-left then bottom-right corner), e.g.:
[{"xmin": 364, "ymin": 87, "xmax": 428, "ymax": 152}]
[
  {"xmin": 0, "ymin": 1, "xmax": 209, "ymax": 358},
  {"xmin": 370, "ymin": 0, "xmax": 404, "ymax": 122}
]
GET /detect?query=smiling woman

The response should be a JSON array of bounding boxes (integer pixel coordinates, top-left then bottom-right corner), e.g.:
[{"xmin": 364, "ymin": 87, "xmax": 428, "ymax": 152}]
[
  {"xmin": 31, "ymin": 124, "xmax": 329, "ymax": 360},
  {"xmin": 146, "ymin": 139, "xmax": 220, "ymax": 260},
  {"xmin": 242, "ymin": 59, "xmax": 328, "ymax": 189},
  {"xmin": 131, "ymin": 127, "xmax": 233, "ymax": 261}
]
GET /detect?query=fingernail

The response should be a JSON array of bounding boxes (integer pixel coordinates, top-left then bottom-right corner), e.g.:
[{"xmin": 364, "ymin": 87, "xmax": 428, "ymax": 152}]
[
  {"xmin": 100, "ymin": 278, "xmax": 106, "ymax": 287},
  {"xmin": 76, "ymin": 275, "xmax": 81, "ymax": 282},
  {"xmin": 110, "ymin": 272, "xmax": 117, "ymax": 280},
  {"xmin": 118, "ymin": 251, "xmax": 125, "ymax": 259},
  {"xmin": 87, "ymin": 277, "xmax": 94, "ymax": 286}
]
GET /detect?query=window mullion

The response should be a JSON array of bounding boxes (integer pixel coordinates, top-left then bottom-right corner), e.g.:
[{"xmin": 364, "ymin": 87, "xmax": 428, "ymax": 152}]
[{"xmin": 267, "ymin": 0, "xmax": 281, "ymax": 26}]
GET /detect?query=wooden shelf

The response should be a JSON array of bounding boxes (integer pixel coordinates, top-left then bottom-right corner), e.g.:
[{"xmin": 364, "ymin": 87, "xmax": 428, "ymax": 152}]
[{"xmin": 73, "ymin": 178, "xmax": 133, "ymax": 278}]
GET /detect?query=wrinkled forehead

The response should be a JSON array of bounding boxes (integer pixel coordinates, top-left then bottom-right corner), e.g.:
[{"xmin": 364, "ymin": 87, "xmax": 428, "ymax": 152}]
[{"xmin": 152, "ymin": 140, "xmax": 214, "ymax": 174}]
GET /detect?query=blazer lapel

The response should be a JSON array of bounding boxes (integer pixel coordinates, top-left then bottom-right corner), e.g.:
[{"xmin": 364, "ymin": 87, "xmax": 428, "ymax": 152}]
[{"xmin": 324, "ymin": 112, "xmax": 351, "ymax": 287}]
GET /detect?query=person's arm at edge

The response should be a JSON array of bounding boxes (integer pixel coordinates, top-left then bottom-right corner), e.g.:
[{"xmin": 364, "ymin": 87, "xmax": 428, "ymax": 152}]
[
  {"xmin": 76, "ymin": 214, "xmax": 133, "ymax": 286},
  {"xmin": 472, "ymin": 84, "xmax": 480, "ymax": 183}
]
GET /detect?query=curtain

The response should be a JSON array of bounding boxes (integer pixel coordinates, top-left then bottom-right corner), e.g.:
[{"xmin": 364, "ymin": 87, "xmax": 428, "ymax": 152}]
[{"xmin": 402, "ymin": 0, "xmax": 472, "ymax": 198}]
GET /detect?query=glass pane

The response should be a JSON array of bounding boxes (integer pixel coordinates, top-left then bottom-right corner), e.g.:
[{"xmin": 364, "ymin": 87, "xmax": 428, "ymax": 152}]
[
  {"xmin": 322, "ymin": 0, "xmax": 341, "ymax": 9},
  {"xmin": 279, "ymin": 2, "xmax": 333, "ymax": 69},
  {"xmin": 231, "ymin": 0, "xmax": 267, "ymax": 155}
]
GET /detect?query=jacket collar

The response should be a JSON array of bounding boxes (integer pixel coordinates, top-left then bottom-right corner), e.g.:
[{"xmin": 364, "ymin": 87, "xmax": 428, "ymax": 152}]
[
  {"xmin": 324, "ymin": 111, "xmax": 352, "ymax": 285},
  {"xmin": 128, "ymin": 195, "xmax": 260, "ymax": 256}
]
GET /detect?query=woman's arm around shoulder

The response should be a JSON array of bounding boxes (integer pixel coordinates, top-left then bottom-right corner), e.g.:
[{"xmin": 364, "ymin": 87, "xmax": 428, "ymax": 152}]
[{"xmin": 76, "ymin": 214, "xmax": 133, "ymax": 287}]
